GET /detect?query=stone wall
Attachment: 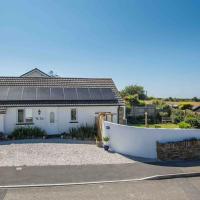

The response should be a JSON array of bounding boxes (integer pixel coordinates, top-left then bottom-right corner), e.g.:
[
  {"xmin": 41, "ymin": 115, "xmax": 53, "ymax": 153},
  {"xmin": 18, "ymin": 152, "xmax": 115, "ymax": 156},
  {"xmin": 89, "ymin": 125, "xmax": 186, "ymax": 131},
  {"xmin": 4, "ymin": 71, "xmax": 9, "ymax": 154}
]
[{"xmin": 157, "ymin": 139, "xmax": 200, "ymax": 161}]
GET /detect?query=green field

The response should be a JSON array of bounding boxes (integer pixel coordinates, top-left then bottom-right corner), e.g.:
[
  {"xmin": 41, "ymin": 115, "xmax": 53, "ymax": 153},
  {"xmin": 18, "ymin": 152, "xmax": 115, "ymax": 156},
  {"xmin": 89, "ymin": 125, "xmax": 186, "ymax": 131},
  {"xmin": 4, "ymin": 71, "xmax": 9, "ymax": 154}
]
[
  {"xmin": 132, "ymin": 123, "xmax": 179, "ymax": 129},
  {"xmin": 145, "ymin": 100, "xmax": 200, "ymax": 107}
]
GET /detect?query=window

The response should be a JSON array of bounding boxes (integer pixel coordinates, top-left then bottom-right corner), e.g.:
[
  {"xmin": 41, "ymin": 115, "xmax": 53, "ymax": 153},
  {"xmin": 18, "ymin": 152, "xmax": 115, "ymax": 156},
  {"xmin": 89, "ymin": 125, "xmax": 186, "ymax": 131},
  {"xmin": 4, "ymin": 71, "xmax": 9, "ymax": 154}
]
[
  {"xmin": 17, "ymin": 109, "xmax": 33, "ymax": 123},
  {"xmin": 18, "ymin": 109, "xmax": 24, "ymax": 123},
  {"xmin": 50, "ymin": 112, "xmax": 55, "ymax": 123},
  {"xmin": 25, "ymin": 108, "xmax": 33, "ymax": 123},
  {"xmin": 71, "ymin": 108, "xmax": 77, "ymax": 121}
]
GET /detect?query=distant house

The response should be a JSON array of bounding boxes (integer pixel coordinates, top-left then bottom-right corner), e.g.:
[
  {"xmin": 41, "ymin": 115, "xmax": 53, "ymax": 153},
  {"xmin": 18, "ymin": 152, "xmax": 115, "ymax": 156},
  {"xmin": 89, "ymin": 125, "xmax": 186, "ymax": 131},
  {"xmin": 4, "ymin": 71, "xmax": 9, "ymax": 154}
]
[
  {"xmin": 0, "ymin": 68, "xmax": 125, "ymax": 134},
  {"xmin": 193, "ymin": 106, "xmax": 200, "ymax": 113}
]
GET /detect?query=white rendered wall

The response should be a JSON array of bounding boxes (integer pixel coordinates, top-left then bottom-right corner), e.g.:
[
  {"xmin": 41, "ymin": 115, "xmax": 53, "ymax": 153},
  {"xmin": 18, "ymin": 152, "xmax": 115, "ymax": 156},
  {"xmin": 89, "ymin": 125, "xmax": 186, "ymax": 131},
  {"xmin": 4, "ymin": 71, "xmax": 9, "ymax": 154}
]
[
  {"xmin": 103, "ymin": 121, "xmax": 200, "ymax": 159},
  {"xmin": 4, "ymin": 106, "xmax": 118, "ymax": 134}
]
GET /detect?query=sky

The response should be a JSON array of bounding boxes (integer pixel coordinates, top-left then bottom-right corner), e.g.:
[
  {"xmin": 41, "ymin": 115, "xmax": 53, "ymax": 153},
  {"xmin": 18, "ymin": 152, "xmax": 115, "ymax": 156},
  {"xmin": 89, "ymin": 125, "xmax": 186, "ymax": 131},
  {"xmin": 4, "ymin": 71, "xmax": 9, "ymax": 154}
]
[{"xmin": 0, "ymin": 0, "xmax": 200, "ymax": 98}]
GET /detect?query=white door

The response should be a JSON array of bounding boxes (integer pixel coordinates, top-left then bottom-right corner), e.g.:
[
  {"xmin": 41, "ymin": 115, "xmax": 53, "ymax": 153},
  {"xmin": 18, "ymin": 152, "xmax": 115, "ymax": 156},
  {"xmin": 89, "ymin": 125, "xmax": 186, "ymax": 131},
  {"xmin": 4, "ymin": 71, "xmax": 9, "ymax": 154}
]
[{"xmin": 48, "ymin": 109, "xmax": 58, "ymax": 134}]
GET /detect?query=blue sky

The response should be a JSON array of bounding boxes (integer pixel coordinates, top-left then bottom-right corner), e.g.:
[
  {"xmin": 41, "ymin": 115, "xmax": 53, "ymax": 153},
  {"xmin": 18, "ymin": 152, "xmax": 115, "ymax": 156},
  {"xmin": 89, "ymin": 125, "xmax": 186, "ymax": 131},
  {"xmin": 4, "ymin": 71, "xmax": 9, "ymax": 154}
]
[{"xmin": 0, "ymin": 0, "xmax": 200, "ymax": 98}]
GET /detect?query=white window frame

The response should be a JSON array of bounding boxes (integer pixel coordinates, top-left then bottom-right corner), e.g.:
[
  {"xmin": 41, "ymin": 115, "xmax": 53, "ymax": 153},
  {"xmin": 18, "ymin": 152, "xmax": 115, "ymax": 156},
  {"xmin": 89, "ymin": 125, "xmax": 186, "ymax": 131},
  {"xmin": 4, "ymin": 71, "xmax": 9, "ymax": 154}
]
[
  {"xmin": 50, "ymin": 112, "xmax": 55, "ymax": 123},
  {"xmin": 70, "ymin": 108, "xmax": 77, "ymax": 122},
  {"xmin": 25, "ymin": 108, "xmax": 33, "ymax": 123},
  {"xmin": 17, "ymin": 108, "xmax": 33, "ymax": 124}
]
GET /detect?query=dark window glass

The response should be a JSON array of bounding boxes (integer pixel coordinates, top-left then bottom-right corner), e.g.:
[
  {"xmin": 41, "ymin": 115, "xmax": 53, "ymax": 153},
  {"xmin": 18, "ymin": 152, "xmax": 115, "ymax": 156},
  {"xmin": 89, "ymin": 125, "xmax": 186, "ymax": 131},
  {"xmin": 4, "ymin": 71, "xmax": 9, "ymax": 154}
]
[
  {"xmin": 50, "ymin": 112, "xmax": 55, "ymax": 123},
  {"xmin": 18, "ymin": 110, "xmax": 24, "ymax": 123},
  {"xmin": 71, "ymin": 109, "xmax": 77, "ymax": 121}
]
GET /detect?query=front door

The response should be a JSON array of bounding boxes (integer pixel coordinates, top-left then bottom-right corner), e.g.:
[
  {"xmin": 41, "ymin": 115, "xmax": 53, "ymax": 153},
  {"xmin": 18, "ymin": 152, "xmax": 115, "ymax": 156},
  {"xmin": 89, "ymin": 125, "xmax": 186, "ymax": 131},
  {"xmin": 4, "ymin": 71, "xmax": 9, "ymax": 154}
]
[{"xmin": 48, "ymin": 109, "xmax": 58, "ymax": 134}]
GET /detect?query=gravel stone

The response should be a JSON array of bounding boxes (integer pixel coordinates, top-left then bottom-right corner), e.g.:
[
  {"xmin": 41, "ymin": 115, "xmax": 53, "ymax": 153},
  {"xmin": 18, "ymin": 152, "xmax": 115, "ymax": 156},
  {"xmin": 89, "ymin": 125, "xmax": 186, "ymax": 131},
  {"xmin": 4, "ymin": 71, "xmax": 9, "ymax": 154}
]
[{"xmin": 0, "ymin": 139, "xmax": 134, "ymax": 167}]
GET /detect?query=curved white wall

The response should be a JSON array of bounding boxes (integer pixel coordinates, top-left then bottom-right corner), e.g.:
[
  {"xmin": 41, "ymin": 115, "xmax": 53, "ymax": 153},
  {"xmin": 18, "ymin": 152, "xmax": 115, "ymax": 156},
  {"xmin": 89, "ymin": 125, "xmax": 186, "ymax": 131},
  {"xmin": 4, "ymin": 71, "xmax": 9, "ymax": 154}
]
[{"xmin": 104, "ymin": 121, "xmax": 200, "ymax": 159}]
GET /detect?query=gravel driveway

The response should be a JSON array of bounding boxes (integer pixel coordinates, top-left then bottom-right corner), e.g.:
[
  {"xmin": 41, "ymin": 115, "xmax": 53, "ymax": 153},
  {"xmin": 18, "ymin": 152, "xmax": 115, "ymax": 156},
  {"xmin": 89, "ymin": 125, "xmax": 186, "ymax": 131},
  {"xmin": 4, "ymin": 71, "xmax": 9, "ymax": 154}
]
[{"xmin": 0, "ymin": 139, "xmax": 134, "ymax": 167}]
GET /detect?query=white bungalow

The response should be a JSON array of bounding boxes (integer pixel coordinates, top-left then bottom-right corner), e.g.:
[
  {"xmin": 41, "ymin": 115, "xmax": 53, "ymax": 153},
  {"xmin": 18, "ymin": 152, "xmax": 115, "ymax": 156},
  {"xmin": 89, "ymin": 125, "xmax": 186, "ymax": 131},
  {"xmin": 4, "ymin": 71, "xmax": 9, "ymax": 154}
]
[{"xmin": 0, "ymin": 68, "xmax": 125, "ymax": 134}]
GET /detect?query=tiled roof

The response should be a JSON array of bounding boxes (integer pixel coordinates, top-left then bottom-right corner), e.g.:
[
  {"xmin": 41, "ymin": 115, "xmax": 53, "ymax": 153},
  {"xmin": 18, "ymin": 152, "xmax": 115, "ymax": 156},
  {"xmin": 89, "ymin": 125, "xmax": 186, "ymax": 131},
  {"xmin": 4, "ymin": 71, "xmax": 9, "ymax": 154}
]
[
  {"xmin": 20, "ymin": 68, "xmax": 50, "ymax": 77},
  {"xmin": 0, "ymin": 77, "xmax": 124, "ymax": 106},
  {"xmin": 0, "ymin": 77, "xmax": 116, "ymax": 87}
]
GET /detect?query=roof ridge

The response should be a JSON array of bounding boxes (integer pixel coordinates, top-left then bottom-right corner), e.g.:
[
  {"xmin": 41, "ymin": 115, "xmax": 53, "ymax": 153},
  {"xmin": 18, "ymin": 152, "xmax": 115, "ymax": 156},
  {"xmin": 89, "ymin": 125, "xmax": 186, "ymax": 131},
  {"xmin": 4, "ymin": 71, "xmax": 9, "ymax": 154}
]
[
  {"xmin": 20, "ymin": 68, "xmax": 50, "ymax": 77},
  {"xmin": 0, "ymin": 76, "xmax": 113, "ymax": 80}
]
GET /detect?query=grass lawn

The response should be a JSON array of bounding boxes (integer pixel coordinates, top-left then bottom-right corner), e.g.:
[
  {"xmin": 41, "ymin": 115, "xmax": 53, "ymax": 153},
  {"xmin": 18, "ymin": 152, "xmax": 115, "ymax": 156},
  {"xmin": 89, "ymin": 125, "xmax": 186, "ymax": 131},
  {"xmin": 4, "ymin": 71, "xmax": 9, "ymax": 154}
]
[{"xmin": 132, "ymin": 123, "xmax": 179, "ymax": 129}]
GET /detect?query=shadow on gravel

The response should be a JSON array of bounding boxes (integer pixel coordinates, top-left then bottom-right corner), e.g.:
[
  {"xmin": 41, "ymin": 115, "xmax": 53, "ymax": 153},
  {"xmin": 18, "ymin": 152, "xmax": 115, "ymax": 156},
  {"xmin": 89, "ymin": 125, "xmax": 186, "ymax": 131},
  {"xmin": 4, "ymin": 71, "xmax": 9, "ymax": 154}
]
[{"xmin": 0, "ymin": 139, "xmax": 95, "ymax": 145}]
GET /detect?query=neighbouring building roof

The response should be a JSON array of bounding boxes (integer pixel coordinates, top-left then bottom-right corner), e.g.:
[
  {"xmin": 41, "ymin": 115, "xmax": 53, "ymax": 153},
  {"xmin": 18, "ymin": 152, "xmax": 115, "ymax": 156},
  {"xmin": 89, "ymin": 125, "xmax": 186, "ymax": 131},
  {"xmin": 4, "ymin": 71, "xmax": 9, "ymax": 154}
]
[
  {"xmin": 0, "ymin": 68, "xmax": 124, "ymax": 107},
  {"xmin": 193, "ymin": 106, "xmax": 200, "ymax": 112},
  {"xmin": 20, "ymin": 68, "xmax": 50, "ymax": 78}
]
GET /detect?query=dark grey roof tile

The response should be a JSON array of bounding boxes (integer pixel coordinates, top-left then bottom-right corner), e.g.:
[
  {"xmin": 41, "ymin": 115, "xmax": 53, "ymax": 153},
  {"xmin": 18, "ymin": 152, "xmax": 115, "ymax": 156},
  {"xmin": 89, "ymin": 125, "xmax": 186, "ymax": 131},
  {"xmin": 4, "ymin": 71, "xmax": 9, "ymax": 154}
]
[{"xmin": 0, "ymin": 77, "xmax": 124, "ymax": 105}]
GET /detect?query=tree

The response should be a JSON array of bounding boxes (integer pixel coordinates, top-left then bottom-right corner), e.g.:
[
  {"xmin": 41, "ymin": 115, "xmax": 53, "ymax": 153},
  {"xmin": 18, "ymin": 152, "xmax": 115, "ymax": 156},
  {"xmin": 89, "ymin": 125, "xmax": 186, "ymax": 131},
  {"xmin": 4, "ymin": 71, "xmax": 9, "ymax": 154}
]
[
  {"xmin": 179, "ymin": 103, "xmax": 193, "ymax": 110},
  {"xmin": 120, "ymin": 85, "xmax": 147, "ymax": 100},
  {"xmin": 48, "ymin": 70, "xmax": 59, "ymax": 77},
  {"xmin": 124, "ymin": 94, "xmax": 146, "ymax": 106},
  {"xmin": 192, "ymin": 97, "xmax": 199, "ymax": 102}
]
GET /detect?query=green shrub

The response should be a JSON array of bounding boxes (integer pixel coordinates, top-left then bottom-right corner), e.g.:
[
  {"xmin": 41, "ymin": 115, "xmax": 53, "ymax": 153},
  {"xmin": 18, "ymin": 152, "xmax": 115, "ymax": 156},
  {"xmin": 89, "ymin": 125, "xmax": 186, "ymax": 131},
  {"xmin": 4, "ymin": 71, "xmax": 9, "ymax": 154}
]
[
  {"xmin": 171, "ymin": 109, "xmax": 185, "ymax": 124},
  {"xmin": 178, "ymin": 122, "xmax": 191, "ymax": 129},
  {"xmin": 124, "ymin": 94, "xmax": 146, "ymax": 106},
  {"xmin": 185, "ymin": 116, "xmax": 200, "ymax": 128},
  {"xmin": 68, "ymin": 124, "xmax": 97, "ymax": 140},
  {"xmin": 179, "ymin": 103, "xmax": 193, "ymax": 110},
  {"xmin": 11, "ymin": 126, "xmax": 47, "ymax": 139},
  {"xmin": 0, "ymin": 132, "xmax": 5, "ymax": 140},
  {"xmin": 129, "ymin": 115, "xmax": 156, "ymax": 124},
  {"xmin": 159, "ymin": 112, "xmax": 169, "ymax": 117},
  {"xmin": 125, "ymin": 104, "xmax": 132, "ymax": 116},
  {"xmin": 103, "ymin": 136, "xmax": 110, "ymax": 142},
  {"xmin": 155, "ymin": 125, "xmax": 161, "ymax": 128}
]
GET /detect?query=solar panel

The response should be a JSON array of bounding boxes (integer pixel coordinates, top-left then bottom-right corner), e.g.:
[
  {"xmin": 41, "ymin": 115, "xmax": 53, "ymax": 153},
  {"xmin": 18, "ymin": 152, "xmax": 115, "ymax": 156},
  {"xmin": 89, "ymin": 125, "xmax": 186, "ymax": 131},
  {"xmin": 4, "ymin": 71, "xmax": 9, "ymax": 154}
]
[
  {"xmin": 50, "ymin": 88, "xmax": 64, "ymax": 100},
  {"xmin": 77, "ymin": 88, "xmax": 90, "ymax": 100},
  {"xmin": 22, "ymin": 87, "xmax": 36, "ymax": 100},
  {"xmin": 37, "ymin": 88, "xmax": 50, "ymax": 100},
  {"xmin": 0, "ymin": 87, "xmax": 9, "ymax": 100},
  {"xmin": 7, "ymin": 87, "xmax": 23, "ymax": 100},
  {"xmin": 0, "ymin": 86, "xmax": 116, "ymax": 102},
  {"xmin": 64, "ymin": 88, "xmax": 78, "ymax": 100},
  {"xmin": 101, "ymin": 88, "xmax": 115, "ymax": 100},
  {"xmin": 89, "ymin": 88, "xmax": 103, "ymax": 100}
]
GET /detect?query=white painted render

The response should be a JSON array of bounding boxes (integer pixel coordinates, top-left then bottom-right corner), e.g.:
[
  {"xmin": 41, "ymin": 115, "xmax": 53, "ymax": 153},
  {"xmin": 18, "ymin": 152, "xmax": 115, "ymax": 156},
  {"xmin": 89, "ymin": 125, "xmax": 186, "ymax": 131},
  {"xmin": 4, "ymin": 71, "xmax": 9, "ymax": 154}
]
[
  {"xmin": 103, "ymin": 121, "xmax": 200, "ymax": 159},
  {"xmin": 3, "ymin": 106, "xmax": 118, "ymax": 134}
]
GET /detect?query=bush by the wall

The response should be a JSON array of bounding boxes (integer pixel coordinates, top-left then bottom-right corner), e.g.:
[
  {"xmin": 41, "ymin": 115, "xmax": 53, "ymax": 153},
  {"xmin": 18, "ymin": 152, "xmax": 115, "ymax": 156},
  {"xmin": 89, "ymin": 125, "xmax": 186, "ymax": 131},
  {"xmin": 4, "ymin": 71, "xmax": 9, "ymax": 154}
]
[
  {"xmin": 11, "ymin": 126, "xmax": 47, "ymax": 139},
  {"xmin": 125, "ymin": 104, "xmax": 132, "ymax": 116},
  {"xmin": 127, "ymin": 115, "xmax": 155, "ymax": 125},
  {"xmin": 68, "ymin": 124, "xmax": 97, "ymax": 140},
  {"xmin": 178, "ymin": 122, "xmax": 191, "ymax": 129},
  {"xmin": 171, "ymin": 109, "xmax": 185, "ymax": 124},
  {"xmin": 0, "ymin": 132, "xmax": 5, "ymax": 140},
  {"xmin": 185, "ymin": 116, "xmax": 200, "ymax": 128}
]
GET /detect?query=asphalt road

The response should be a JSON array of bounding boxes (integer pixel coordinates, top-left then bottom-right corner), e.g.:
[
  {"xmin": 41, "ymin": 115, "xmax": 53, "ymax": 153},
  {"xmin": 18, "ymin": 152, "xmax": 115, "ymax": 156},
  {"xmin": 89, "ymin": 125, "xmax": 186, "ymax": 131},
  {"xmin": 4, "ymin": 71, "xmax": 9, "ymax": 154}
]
[
  {"xmin": 1, "ymin": 161, "xmax": 200, "ymax": 186},
  {"xmin": 1, "ymin": 177, "xmax": 200, "ymax": 200}
]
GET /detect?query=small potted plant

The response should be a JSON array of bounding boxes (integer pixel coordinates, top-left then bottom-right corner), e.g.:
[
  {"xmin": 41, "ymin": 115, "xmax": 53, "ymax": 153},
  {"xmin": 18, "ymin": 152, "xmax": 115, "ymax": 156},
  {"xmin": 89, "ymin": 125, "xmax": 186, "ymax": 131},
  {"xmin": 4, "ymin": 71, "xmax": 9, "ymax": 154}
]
[
  {"xmin": 103, "ymin": 136, "xmax": 110, "ymax": 151},
  {"xmin": 95, "ymin": 135, "xmax": 103, "ymax": 147}
]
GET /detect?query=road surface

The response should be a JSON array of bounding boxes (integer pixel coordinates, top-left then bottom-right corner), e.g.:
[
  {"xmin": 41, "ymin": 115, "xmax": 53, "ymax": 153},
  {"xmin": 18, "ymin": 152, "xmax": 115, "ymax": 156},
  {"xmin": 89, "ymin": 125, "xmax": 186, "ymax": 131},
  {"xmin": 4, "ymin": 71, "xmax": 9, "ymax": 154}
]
[{"xmin": 1, "ymin": 177, "xmax": 200, "ymax": 200}]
